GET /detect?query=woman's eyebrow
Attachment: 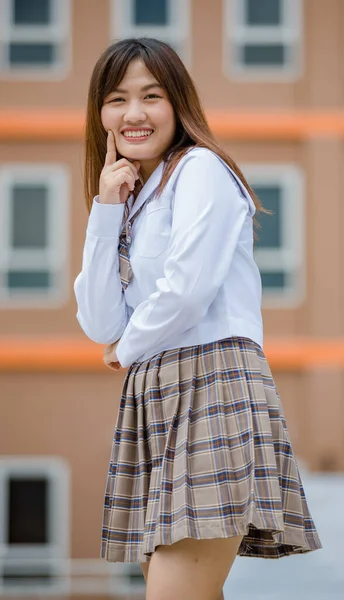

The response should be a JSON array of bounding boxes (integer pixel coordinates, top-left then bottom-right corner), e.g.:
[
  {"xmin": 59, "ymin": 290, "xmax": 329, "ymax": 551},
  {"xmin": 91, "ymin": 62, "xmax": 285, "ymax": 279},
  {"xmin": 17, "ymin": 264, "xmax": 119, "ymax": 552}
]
[
  {"xmin": 113, "ymin": 83, "xmax": 162, "ymax": 93},
  {"xmin": 141, "ymin": 83, "xmax": 162, "ymax": 91}
]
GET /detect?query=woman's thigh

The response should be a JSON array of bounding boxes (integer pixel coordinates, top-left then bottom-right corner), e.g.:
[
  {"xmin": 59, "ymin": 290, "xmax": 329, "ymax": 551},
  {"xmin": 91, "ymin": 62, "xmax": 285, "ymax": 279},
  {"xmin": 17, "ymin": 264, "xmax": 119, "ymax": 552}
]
[
  {"xmin": 144, "ymin": 535, "xmax": 243, "ymax": 600},
  {"xmin": 141, "ymin": 562, "xmax": 225, "ymax": 600}
]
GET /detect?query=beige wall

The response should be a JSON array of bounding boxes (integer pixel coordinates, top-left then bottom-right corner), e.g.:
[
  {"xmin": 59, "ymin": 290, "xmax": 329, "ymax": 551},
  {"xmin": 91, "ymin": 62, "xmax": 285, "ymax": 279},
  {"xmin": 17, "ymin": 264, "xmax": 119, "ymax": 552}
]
[
  {"xmin": 2, "ymin": 0, "xmax": 344, "ymax": 109},
  {"xmin": 0, "ymin": 0, "xmax": 110, "ymax": 108},
  {"xmin": 0, "ymin": 140, "xmax": 87, "ymax": 335}
]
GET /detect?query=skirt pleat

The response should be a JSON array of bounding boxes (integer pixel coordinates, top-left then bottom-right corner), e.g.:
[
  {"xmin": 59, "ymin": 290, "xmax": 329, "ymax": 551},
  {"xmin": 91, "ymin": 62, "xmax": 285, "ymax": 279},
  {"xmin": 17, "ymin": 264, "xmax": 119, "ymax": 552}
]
[{"xmin": 101, "ymin": 337, "xmax": 322, "ymax": 563}]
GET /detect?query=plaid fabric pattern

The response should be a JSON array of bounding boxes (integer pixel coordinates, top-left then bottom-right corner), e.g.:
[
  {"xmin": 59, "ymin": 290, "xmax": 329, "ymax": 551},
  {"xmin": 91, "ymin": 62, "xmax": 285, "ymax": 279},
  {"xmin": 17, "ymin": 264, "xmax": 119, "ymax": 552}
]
[{"xmin": 101, "ymin": 336, "xmax": 322, "ymax": 563}]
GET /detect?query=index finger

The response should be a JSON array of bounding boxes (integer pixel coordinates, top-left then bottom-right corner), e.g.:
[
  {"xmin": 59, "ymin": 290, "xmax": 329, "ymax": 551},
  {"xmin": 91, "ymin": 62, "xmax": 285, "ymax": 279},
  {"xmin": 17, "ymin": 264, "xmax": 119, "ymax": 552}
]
[{"xmin": 105, "ymin": 129, "xmax": 117, "ymax": 166}]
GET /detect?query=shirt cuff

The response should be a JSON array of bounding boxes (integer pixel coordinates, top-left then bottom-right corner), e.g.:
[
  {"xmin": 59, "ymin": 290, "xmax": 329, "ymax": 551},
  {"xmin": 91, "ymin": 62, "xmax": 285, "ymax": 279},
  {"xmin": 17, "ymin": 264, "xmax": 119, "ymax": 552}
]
[
  {"xmin": 87, "ymin": 196, "xmax": 125, "ymax": 238},
  {"xmin": 115, "ymin": 323, "xmax": 137, "ymax": 368}
]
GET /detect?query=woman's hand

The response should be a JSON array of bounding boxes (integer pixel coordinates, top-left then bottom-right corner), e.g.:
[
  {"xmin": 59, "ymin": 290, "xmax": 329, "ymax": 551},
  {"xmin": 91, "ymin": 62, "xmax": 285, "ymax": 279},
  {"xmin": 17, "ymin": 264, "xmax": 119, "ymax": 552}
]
[
  {"xmin": 103, "ymin": 339, "xmax": 123, "ymax": 371},
  {"xmin": 99, "ymin": 130, "xmax": 141, "ymax": 205}
]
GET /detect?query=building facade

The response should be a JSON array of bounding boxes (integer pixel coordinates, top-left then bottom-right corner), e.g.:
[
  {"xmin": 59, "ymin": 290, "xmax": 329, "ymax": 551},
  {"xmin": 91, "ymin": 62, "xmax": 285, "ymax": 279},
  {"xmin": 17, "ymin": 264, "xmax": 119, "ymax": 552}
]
[{"xmin": 1, "ymin": 0, "xmax": 343, "ymax": 595}]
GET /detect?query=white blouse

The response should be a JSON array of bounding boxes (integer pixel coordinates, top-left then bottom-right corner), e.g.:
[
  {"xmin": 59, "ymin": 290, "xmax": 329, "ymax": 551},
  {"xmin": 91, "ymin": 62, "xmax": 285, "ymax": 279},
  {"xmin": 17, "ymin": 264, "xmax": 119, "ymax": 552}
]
[{"xmin": 74, "ymin": 147, "xmax": 263, "ymax": 368}]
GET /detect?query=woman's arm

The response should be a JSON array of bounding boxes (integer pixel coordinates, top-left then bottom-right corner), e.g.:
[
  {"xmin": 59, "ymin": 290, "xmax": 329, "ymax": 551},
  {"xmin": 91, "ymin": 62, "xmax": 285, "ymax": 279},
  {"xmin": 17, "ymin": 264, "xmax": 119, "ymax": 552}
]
[
  {"xmin": 74, "ymin": 198, "xmax": 128, "ymax": 344},
  {"xmin": 115, "ymin": 150, "xmax": 250, "ymax": 367}
]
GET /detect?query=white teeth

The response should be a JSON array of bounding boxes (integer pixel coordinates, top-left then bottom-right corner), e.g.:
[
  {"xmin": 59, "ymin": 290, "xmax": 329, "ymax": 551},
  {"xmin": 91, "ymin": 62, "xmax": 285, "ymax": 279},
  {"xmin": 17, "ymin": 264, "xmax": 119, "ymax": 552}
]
[{"xmin": 123, "ymin": 130, "xmax": 153, "ymax": 138}]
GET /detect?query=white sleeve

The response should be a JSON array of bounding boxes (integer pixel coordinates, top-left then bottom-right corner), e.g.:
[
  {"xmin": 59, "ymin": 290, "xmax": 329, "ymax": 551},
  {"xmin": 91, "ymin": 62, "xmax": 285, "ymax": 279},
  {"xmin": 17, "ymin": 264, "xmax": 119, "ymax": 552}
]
[
  {"xmin": 115, "ymin": 152, "xmax": 251, "ymax": 367},
  {"xmin": 73, "ymin": 197, "xmax": 128, "ymax": 344}
]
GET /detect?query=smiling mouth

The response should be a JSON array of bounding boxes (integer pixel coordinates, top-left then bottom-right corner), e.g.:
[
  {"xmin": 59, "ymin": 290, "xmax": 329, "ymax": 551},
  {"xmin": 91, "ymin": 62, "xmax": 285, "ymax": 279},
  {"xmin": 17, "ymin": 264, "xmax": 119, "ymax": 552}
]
[{"xmin": 122, "ymin": 129, "xmax": 154, "ymax": 141}]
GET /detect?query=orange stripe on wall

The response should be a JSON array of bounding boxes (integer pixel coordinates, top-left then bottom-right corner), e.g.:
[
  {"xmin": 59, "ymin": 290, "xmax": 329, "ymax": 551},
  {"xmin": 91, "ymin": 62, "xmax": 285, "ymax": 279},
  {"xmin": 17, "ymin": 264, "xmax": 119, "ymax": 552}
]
[
  {"xmin": 2, "ymin": 109, "xmax": 344, "ymax": 141},
  {"xmin": 0, "ymin": 110, "xmax": 85, "ymax": 141},
  {"xmin": 1, "ymin": 337, "xmax": 344, "ymax": 372}
]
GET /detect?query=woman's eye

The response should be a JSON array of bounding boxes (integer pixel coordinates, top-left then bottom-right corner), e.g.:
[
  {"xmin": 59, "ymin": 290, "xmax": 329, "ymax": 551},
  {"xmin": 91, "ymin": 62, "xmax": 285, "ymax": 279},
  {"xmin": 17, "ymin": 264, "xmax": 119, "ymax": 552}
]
[
  {"xmin": 110, "ymin": 97, "xmax": 125, "ymax": 103},
  {"xmin": 145, "ymin": 94, "xmax": 161, "ymax": 100}
]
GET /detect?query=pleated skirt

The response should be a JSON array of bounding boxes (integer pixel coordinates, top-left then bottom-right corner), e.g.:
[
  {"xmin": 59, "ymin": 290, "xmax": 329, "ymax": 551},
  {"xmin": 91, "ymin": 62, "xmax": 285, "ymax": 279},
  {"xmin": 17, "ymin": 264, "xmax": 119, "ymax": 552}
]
[{"xmin": 101, "ymin": 336, "xmax": 322, "ymax": 563}]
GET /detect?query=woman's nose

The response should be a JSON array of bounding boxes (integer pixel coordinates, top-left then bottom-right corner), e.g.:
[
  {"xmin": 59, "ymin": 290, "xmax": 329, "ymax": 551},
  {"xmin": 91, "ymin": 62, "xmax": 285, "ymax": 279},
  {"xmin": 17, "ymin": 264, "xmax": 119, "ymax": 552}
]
[{"xmin": 123, "ymin": 102, "xmax": 146, "ymax": 123}]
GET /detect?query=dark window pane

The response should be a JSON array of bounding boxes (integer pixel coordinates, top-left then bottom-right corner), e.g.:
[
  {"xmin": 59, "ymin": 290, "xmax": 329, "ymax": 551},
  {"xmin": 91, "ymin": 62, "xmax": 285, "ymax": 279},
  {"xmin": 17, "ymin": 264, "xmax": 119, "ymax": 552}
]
[
  {"xmin": 8, "ymin": 479, "xmax": 48, "ymax": 544},
  {"xmin": 11, "ymin": 185, "xmax": 48, "ymax": 249},
  {"xmin": 7, "ymin": 271, "xmax": 51, "ymax": 289},
  {"xmin": 134, "ymin": 0, "xmax": 168, "ymax": 25},
  {"xmin": 9, "ymin": 43, "xmax": 55, "ymax": 66},
  {"xmin": 243, "ymin": 43, "xmax": 285, "ymax": 66},
  {"xmin": 253, "ymin": 185, "xmax": 282, "ymax": 248},
  {"xmin": 260, "ymin": 271, "xmax": 286, "ymax": 289},
  {"xmin": 13, "ymin": 0, "xmax": 51, "ymax": 25},
  {"xmin": 246, "ymin": 0, "xmax": 281, "ymax": 26}
]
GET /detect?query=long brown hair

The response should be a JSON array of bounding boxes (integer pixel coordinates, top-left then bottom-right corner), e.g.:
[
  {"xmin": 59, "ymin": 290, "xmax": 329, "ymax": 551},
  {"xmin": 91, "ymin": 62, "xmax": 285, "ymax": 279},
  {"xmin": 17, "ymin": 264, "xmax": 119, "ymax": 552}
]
[{"xmin": 85, "ymin": 37, "xmax": 268, "ymax": 233}]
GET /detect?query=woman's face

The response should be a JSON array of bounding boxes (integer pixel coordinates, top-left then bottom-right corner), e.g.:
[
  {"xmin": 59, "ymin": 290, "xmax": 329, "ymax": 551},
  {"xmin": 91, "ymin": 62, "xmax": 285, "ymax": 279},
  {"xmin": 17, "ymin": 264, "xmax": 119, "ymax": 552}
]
[{"xmin": 101, "ymin": 59, "xmax": 176, "ymax": 181}]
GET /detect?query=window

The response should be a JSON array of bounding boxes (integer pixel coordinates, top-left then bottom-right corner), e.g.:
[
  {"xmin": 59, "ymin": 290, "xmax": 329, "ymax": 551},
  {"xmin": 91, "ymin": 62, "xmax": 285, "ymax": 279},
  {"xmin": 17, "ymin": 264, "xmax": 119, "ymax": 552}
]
[
  {"xmin": 0, "ymin": 457, "xmax": 70, "ymax": 593},
  {"xmin": 244, "ymin": 165, "xmax": 305, "ymax": 307},
  {"xmin": 112, "ymin": 0, "xmax": 190, "ymax": 63},
  {"xmin": 0, "ymin": 165, "xmax": 70, "ymax": 307},
  {"xmin": 134, "ymin": 0, "xmax": 168, "ymax": 25},
  {"xmin": 224, "ymin": 0, "xmax": 303, "ymax": 79},
  {"xmin": 0, "ymin": 0, "xmax": 71, "ymax": 77}
]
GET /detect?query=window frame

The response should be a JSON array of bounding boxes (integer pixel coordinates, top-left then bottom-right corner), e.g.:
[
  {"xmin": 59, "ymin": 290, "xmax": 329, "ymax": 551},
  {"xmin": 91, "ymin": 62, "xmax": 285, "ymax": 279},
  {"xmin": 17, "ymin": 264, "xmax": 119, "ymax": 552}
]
[
  {"xmin": 223, "ymin": 0, "xmax": 303, "ymax": 81},
  {"xmin": 0, "ymin": 0, "xmax": 71, "ymax": 79},
  {"xmin": 244, "ymin": 163, "xmax": 305, "ymax": 308},
  {"xmin": 111, "ymin": 0, "xmax": 191, "ymax": 65},
  {"xmin": 0, "ymin": 164, "xmax": 70, "ymax": 308},
  {"xmin": 0, "ymin": 456, "xmax": 70, "ymax": 594}
]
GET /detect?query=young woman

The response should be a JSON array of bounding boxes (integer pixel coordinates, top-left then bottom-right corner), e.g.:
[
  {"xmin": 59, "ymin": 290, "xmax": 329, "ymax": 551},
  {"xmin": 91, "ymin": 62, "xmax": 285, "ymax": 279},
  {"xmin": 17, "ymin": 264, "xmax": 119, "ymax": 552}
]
[{"xmin": 74, "ymin": 38, "xmax": 322, "ymax": 600}]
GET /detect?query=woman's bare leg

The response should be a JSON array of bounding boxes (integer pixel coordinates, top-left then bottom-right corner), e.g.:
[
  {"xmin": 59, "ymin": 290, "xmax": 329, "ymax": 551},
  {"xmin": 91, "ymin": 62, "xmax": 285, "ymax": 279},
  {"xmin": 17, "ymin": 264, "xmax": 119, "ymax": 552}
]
[
  {"xmin": 145, "ymin": 536, "xmax": 243, "ymax": 600},
  {"xmin": 141, "ymin": 558, "xmax": 226, "ymax": 599}
]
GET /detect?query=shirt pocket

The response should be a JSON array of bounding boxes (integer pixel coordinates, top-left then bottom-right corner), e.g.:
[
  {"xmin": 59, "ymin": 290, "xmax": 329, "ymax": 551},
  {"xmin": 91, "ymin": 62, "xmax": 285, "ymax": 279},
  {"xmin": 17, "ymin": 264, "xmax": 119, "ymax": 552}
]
[{"xmin": 135, "ymin": 203, "xmax": 172, "ymax": 258}]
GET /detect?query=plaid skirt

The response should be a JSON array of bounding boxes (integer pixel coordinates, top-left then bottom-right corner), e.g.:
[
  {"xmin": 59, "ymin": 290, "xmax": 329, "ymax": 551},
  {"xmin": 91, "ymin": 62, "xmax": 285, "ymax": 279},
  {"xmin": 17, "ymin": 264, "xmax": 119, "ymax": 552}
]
[{"xmin": 101, "ymin": 336, "xmax": 322, "ymax": 563}]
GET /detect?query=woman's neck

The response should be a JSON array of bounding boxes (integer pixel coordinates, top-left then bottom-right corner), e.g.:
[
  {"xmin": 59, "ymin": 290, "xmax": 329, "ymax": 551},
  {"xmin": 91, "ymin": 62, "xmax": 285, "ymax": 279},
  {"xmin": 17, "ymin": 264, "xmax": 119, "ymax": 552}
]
[{"xmin": 139, "ymin": 158, "xmax": 162, "ymax": 184}]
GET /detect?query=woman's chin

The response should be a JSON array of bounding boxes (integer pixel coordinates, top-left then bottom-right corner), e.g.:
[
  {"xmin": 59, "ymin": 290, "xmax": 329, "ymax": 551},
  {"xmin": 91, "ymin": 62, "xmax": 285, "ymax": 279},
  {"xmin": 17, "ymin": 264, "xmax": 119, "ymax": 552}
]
[{"xmin": 120, "ymin": 149, "xmax": 154, "ymax": 162}]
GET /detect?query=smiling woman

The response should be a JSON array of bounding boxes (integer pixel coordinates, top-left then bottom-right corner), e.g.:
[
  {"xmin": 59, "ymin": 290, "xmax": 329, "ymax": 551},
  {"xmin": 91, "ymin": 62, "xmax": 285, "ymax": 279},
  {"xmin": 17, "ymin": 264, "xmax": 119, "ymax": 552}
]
[{"xmin": 75, "ymin": 37, "xmax": 322, "ymax": 600}]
